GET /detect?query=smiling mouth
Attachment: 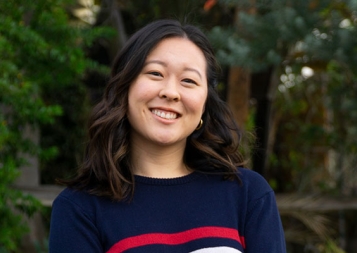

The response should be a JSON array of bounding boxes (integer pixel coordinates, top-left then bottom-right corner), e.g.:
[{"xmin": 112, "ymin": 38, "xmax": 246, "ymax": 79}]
[{"xmin": 151, "ymin": 109, "xmax": 179, "ymax": 119}]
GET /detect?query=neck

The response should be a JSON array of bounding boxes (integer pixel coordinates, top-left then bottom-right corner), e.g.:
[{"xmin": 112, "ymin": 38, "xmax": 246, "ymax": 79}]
[{"xmin": 130, "ymin": 140, "xmax": 190, "ymax": 178}]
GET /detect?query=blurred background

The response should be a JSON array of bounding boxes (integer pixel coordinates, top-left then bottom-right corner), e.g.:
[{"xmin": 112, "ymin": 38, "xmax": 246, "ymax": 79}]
[{"xmin": 1, "ymin": 0, "xmax": 357, "ymax": 252}]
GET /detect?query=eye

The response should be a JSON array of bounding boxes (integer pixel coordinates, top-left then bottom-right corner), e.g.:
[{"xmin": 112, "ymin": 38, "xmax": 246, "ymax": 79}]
[
  {"xmin": 148, "ymin": 71, "xmax": 163, "ymax": 77},
  {"xmin": 182, "ymin": 78, "xmax": 197, "ymax": 85}
]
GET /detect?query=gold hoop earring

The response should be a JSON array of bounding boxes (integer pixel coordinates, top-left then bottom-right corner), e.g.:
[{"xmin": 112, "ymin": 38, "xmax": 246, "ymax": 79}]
[{"xmin": 195, "ymin": 119, "xmax": 203, "ymax": 130}]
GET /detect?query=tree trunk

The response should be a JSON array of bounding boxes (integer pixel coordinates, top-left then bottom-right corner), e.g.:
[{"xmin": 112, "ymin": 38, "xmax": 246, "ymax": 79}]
[
  {"xmin": 227, "ymin": 67, "xmax": 251, "ymax": 129},
  {"xmin": 250, "ymin": 67, "xmax": 274, "ymax": 176}
]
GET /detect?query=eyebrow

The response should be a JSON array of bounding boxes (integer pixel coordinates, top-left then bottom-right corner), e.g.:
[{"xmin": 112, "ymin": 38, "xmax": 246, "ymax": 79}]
[{"xmin": 144, "ymin": 60, "xmax": 203, "ymax": 80}]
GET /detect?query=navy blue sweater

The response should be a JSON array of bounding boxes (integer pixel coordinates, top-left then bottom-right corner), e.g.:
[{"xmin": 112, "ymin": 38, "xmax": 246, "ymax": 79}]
[{"xmin": 49, "ymin": 168, "xmax": 286, "ymax": 252}]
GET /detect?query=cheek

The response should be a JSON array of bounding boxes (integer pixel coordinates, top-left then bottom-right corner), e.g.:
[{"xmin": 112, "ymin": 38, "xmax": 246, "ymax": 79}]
[
  {"xmin": 128, "ymin": 83, "xmax": 148, "ymax": 105},
  {"xmin": 127, "ymin": 86, "xmax": 142, "ymax": 119},
  {"xmin": 126, "ymin": 90, "xmax": 134, "ymax": 117},
  {"xmin": 199, "ymin": 89, "xmax": 208, "ymax": 108},
  {"xmin": 130, "ymin": 77, "xmax": 158, "ymax": 98},
  {"xmin": 186, "ymin": 92, "xmax": 207, "ymax": 114}
]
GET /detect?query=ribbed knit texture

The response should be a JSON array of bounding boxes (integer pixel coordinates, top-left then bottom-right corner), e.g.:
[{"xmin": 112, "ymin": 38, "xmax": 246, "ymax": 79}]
[{"xmin": 49, "ymin": 168, "xmax": 286, "ymax": 253}]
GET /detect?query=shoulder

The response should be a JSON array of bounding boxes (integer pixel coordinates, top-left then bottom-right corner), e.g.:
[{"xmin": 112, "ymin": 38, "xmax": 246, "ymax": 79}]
[
  {"xmin": 52, "ymin": 187, "xmax": 109, "ymax": 214},
  {"xmin": 196, "ymin": 167, "xmax": 272, "ymax": 195},
  {"xmin": 54, "ymin": 187, "xmax": 92, "ymax": 204},
  {"xmin": 236, "ymin": 167, "xmax": 274, "ymax": 201},
  {"xmin": 195, "ymin": 168, "xmax": 274, "ymax": 203},
  {"xmin": 234, "ymin": 170, "xmax": 285, "ymax": 251},
  {"xmin": 238, "ymin": 167, "xmax": 271, "ymax": 188}
]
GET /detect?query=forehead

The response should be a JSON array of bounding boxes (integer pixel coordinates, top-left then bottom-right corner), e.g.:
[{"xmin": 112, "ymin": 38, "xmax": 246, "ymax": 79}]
[{"xmin": 146, "ymin": 37, "xmax": 207, "ymax": 68}]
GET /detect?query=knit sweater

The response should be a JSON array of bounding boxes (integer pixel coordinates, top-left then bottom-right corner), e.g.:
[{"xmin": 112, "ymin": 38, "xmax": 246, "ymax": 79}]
[{"xmin": 49, "ymin": 168, "xmax": 286, "ymax": 252}]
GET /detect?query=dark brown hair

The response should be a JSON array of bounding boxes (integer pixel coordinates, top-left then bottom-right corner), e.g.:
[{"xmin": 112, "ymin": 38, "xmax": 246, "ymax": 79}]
[{"xmin": 66, "ymin": 19, "xmax": 245, "ymax": 200}]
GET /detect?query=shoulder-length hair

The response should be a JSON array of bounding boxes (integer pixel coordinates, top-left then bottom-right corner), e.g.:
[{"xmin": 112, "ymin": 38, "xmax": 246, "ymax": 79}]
[{"xmin": 66, "ymin": 19, "xmax": 245, "ymax": 200}]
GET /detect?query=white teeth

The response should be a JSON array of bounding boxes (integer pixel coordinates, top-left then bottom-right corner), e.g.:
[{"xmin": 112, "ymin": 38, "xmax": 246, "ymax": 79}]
[{"xmin": 152, "ymin": 109, "xmax": 178, "ymax": 119}]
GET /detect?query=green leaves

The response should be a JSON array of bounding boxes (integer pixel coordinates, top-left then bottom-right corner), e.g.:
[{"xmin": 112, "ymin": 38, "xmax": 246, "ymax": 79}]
[
  {"xmin": 209, "ymin": 2, "xmax": 357, "ymax": 250},
  {"xmin": 210, "ymin": 0, "xmax": 357, "ymax": 72},
  {"xmin": 0, "ymin": 0, "xmax": 110, "ymax": 251}
]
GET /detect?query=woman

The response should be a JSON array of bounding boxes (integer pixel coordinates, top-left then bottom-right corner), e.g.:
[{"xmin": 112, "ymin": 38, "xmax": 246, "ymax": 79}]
[{"xmin": 49, "ymin": 19, "xmax": 286, "ymax": 253}]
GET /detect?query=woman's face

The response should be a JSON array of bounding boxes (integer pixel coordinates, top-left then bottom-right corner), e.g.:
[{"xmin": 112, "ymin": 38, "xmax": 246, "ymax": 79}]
[{"xmin": 127, "ymin": 37, "xmax": 208, "ymax": 148}]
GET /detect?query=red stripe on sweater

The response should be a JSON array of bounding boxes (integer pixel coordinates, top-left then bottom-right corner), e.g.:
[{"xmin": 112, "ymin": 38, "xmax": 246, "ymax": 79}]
[{"xmin": 106, "ymin": 226, "xmax": 245, "ymax": 253}]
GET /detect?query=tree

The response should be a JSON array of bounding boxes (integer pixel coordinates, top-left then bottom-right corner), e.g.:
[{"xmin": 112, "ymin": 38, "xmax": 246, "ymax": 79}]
[
  {"xmin": 206, "ymin": 0, "xmax": 357, "ymax": 251},
  {"xmin": 0, "ymin": 0, "xmax": 109, "ymax": 251},
  {"xmin": 207, "ymin": 0, "xmax": 357, "ymax": 188}
]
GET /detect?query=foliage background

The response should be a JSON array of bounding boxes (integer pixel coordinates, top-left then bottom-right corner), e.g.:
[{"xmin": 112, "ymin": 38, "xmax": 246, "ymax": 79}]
[
  {"xmin": 1, "ymin": 0, "xmax": 357, "ymax": 252},
  {"xmin": 0, "ymin": 0, "xmax": 111, "ymax": 251}
]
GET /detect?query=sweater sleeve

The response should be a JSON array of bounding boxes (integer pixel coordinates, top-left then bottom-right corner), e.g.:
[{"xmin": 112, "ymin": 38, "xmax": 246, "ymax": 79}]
[
  {"xmin": 244, "ymin": 190, "xmax": 286, "ymax": 253},
  {"xmin": 49, "ymin": 190, "xmax": 103, "ymax": 253}
]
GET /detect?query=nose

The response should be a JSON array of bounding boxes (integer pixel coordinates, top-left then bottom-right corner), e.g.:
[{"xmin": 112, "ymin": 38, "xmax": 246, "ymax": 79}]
[{"xmin": 159, "ymin": 79, "xmax": 181, "ymax": 101}]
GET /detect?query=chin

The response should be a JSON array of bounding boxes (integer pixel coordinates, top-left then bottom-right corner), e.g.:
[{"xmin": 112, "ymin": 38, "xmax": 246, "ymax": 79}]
[
  {"xmin": 155, "ymin": 139, "xmax": 178, "ymax": 146},
  {"xmin": 153, "ymin": 137, "xmax": 184, "ymax": 146}
]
